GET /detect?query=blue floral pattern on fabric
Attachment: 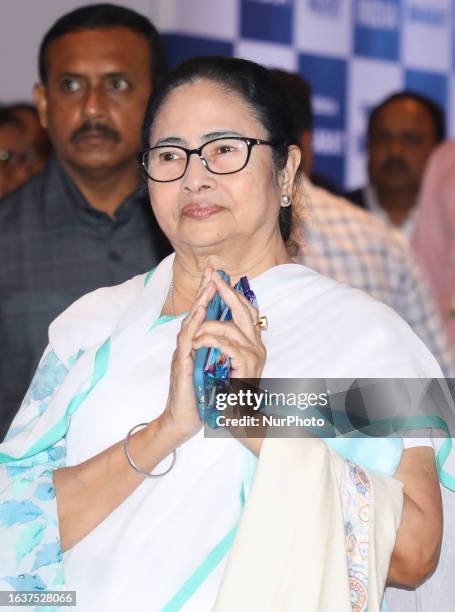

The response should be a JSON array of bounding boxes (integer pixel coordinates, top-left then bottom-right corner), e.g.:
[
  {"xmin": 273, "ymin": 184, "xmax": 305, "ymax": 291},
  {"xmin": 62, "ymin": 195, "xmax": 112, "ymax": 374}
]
[
  {"xmin": 0, "ymin": 501, "xmax": 43, "ymax": 526},
  {"xmin": 0, "ymin": 441, "xmax": 66, "ymax": 603},
  {"xmin": 22, "ymin": 351, "xmax": 68, "ymax": 405},
  {"xmin": 4, "ymin": 349, "xmax": 69, "ymax": 445},
  {"xmin": 0, "ymin": 348, "xmax": 69, "ymax": 609},
  {"xmin": 4, "ymin": 573, "xmax": 47, "ymax": 591}
]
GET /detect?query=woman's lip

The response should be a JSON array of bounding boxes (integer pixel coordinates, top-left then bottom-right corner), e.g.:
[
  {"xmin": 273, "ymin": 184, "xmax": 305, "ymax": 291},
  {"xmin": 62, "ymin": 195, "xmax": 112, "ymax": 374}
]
[{"xmin": 182, "ymin": 203, "xmax": 224, "ymax": 219}]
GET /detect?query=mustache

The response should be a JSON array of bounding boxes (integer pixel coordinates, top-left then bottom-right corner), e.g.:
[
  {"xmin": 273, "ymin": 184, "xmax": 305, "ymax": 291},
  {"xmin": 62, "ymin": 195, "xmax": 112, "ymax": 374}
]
[
  {"xmin": 380, "ymin": 157, "xmax": 410, "ymax": 173},
  {"xmin": 70, "ymin": 121, "xmax": 121, "ymax": 144}
]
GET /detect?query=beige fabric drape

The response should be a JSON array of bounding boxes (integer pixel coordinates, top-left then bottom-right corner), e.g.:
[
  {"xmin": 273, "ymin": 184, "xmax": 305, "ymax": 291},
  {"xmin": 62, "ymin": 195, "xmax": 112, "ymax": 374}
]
[{"xmin": 214, "ymin": 438, "xmax": 403, "ymax": 612}]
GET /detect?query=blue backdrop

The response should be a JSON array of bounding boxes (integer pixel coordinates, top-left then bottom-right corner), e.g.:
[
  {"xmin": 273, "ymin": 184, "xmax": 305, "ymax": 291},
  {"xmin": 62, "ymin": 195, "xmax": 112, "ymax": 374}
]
[{"xmin": 160, "ymin": 0, "xmax": 454, "ymax": 190}]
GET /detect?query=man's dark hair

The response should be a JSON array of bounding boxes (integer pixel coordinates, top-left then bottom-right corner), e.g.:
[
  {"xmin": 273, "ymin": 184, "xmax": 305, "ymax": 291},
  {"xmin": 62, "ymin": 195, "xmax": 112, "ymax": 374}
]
[
  {"xmin": 7, "ymin": 102, "xmax": 40, "ymax": 119},
  {"xmin": 38, "ymin": 3, "xmax": 167, "ymax": 87},
  {"xmin": 367, "ymin": 91, "xmax": 446, "ymax": 143},
  {"xmin": 0, "ymin": 107, "xmax": 23, "ymax": 129},
  {"xmin": 269, "ymin": 69, "xmax": 313, "ymax": 135}
]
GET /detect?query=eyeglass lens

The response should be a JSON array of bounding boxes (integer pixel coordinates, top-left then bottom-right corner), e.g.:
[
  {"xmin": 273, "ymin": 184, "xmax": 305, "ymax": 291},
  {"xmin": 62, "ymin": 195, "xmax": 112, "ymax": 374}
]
[{"xmin": 144, "ymin": 138, "xmax": 250, "ymax": 181}]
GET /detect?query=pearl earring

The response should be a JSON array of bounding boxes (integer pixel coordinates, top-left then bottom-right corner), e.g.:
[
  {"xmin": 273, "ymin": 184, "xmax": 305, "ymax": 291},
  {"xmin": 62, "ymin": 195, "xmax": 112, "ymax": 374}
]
[{"xmin": 281, "ymin": 194, "xmax": 291, "ymax": 207}]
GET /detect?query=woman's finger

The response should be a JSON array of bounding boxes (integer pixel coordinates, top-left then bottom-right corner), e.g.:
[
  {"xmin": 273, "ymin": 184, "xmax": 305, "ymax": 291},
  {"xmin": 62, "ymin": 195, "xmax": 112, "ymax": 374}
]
[
  {"xmin": 180, "ymin": 267, "xmax": 214, "ymax": 327},
  {"xmin": 192, "ymin": 332, "xmax": 265, "ymax": 378},
  {"xmin": 181, "ymin": 305, "xmax": 206, "ymax": 347},
  {"xmin": 178, "ymin": 282, "xmax": 217, "ymax": 356},
  {"xmin": 194, "ymin": 319, "xmax": 250, "ymax": 347},
  {"xmin": 181, "ymin": 278, "xmax": 216, "ymax": 328},
  {"xmin": 196, "ymin": 266, "xmax": 213, "ymax": 298}
]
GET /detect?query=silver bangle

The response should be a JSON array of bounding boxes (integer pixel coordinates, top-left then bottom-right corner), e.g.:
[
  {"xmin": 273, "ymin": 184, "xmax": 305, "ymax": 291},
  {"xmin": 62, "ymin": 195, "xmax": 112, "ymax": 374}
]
[{"xmin": 124, "ymin": 422, "xmax": 177, "ymax": 478}]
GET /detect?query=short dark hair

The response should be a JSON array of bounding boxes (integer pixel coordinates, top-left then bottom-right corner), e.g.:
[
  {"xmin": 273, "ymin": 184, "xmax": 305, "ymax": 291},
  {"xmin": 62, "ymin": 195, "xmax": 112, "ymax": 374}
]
[
  {"xmin": 38, "ymin": 3, "xmax": 167, "ymax": 87},
  {"xmin": 0, "ymin": 107, "xmax": 23, "ymax": 129},
  {"xmin": 7, "ymin": 102, "xmax": 39, "ymax": 119},
  {"xmin": 367, "ymin": 91, "xmax": 445, "ymax": 143},
  {"xmin": 142, "ymin": 56, "xmax": 300, "ymax": 243},
  {"xmin": 269, "ymin": 69, "xmax": 313, "ymax": 135}
]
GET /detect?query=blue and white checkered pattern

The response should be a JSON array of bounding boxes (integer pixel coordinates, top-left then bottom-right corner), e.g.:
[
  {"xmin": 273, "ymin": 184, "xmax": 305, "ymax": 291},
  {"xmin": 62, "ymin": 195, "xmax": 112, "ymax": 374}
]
[{"xmin": 157, "ymin": 0, "xmax": 454, "ymax": 190}]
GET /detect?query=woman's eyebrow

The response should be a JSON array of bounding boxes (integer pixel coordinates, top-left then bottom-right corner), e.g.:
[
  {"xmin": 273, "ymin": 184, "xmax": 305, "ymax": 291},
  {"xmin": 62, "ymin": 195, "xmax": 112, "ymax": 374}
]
[
  {"xmin": 153, "ymin": 136, "xmax": 185, "ymax": 147},
  {"xmin": 152, "ymin": 131, "xmax": 244, "ymax": 148},
  {"xmin": 201, "ymin": 130, "xmax": 243, "ymax": 142}
]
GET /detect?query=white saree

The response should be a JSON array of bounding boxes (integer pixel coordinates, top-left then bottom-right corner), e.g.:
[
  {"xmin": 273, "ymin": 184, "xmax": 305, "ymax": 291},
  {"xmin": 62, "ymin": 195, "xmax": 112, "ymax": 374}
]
[{"xmin": 0, "ymin": 254, "xmax": 446, "ymax": 611}]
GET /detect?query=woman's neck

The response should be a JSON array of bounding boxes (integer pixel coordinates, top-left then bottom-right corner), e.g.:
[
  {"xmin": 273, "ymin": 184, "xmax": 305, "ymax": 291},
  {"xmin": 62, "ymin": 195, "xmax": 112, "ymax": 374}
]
[{"xmin": 166, "ymin": 234, "xmax": 291, "ymax": 316}]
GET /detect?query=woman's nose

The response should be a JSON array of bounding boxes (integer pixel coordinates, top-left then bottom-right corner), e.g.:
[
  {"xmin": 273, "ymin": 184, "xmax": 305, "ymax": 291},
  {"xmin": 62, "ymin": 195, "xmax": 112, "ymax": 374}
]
[{"xmin": 181, "ymin": 152, "xmax": 216, "ymax": 192}]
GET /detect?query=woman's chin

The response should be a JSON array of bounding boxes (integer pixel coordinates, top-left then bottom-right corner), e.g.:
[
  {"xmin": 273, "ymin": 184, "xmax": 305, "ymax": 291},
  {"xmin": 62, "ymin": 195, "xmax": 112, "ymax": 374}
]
[
  {"xmin": 175, "ymin": 231, "xmax": 233, "ymax": 252},
  {"xmin": 170, "ymin": 222, "xmax": 233, "ymax": 250}
]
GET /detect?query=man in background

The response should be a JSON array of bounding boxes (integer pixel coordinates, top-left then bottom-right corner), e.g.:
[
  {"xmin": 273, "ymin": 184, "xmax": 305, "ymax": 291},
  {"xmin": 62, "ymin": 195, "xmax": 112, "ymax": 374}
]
[
  {"xmin": 271, "ymin": 68, "xmax": 453, "ymax": 375},
  {"xmin": 346, "ymin": 92, "xmax": 444, "ymax": 238},
  {"xmin": 0, "ymin": 104, "xmax": 52, "ymax": 197},
  {"xmin": 8, "ymin": 102, "xmax": 52, "ymax": 177},
  {"xmin": 272, "ymin": 67, "xmax": 454, "ymax": 612},
  {"xmin": 0, "ymin": 4, "xmax": 171, "ymax": 438},
  {"xmin": 0, "ymin": 108, "xmax": 29, "ymax": 197}
]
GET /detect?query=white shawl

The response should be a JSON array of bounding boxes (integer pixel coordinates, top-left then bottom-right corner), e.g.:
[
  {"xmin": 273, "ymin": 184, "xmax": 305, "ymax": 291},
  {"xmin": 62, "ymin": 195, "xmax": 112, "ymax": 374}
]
[{"xmin": 0, "ymin": 254, "xmax": 444, "ymax": 610}]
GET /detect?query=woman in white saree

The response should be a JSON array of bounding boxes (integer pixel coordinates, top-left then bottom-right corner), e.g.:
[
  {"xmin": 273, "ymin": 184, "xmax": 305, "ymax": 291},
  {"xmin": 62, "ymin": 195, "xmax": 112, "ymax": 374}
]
[{"xmin": 0, "ymin": 57, "xmax": 447, "ymax": 612}]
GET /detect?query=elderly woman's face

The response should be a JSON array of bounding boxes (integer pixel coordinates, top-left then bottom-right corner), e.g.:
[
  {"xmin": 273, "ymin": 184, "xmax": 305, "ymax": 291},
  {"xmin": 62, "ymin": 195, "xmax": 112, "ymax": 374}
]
[{"xmin": 147, "ymin": 79, "xmax": 284, "ymax": 252}]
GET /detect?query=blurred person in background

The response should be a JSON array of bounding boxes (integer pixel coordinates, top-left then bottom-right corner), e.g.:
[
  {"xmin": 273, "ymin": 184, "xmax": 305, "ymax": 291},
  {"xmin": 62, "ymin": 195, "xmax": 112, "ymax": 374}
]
[
  {"xmin": 0, "ymin": 108, "xmax": 29, "ymax": 197},
  {"xmin": 270, "ymin": 69, "xmax": 454, "ymax": 378},
  {"xmin": 0, "ymin": 3, "xmax": 171, "ymax": 440},
  {"xmin": 412, "ymin": 141, "xmax": 455, "ymax": 353},
  {"xmin": 0, "ymin": 103, "xmax": 52, "ymax": 197},
  {"xmin": 273, "ymin": 68, "xmax": 455, "ymax": 612},
  {"xmin": 8, "ymin": 102, "xmax": 52, "ymax": 176},
  {"xmin": 346, "ymin": 92, "xmax": 445, "ymax": 238}
]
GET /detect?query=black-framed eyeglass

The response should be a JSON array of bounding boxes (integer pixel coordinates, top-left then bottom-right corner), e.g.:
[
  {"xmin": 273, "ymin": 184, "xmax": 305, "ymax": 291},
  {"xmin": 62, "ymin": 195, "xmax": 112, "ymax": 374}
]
[{"xmin": 139, "ymin": 136, "xmax": 283, "ymax": 183}]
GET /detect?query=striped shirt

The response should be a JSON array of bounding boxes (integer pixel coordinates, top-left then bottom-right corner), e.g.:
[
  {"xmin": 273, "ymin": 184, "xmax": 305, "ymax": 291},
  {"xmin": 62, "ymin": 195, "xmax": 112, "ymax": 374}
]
[{"xmin": 294, "ymin": 180, "xmax": 454, "ymax": 378}]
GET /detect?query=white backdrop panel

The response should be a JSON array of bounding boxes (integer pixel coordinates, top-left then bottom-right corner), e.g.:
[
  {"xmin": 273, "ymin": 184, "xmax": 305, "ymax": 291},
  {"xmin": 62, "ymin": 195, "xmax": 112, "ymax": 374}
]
[
  {"xmin": 235, "ymin": 40, "xmax": 297, "ymax": 71},
  {"xmin": 294, "ymin": 0, "xmax": 352, "ymax": 57},
  {"xmin": 402, "ymin": 0, "xmax": 452, "ymax": 72}
]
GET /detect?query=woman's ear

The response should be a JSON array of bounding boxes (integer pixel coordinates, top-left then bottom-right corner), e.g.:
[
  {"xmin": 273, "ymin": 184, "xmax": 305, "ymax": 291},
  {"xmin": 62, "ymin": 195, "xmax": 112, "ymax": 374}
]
[{"xmin": 279, "ymin": 145, "xmax": 301, "ymax": 195}]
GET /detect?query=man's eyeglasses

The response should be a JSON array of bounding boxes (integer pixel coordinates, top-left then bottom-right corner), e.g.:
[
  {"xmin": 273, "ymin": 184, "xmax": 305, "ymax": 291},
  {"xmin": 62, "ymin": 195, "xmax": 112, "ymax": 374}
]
[{"xmin": 139, "ymin": 136, "xmax": 282, "ymax": 183}]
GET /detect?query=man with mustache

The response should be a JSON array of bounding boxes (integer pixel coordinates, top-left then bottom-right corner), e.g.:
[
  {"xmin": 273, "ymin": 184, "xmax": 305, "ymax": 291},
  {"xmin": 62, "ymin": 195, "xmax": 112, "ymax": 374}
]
[
  {"xmin": 0, "ymin": 4, "xmax": 171, "ymax": 439},
  {"xmin": 346, "ymin": 92, "xmax": 444, "ymax": 238}
]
